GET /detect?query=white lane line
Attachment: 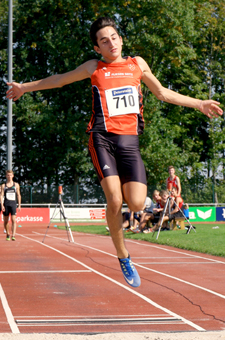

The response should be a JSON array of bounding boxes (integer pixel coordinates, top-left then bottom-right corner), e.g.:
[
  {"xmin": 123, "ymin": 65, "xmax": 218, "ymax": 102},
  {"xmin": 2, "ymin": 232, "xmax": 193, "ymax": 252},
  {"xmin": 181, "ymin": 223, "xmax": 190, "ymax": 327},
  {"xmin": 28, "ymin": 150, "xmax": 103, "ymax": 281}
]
[
  {"xmin": 33, "ymin": 232, "xmax": 225, "ymax": 300},
  {"xmin": 135, "ymin": 262, "xmax": 219, "ymax": 265},
  {"xmin": 14, "ymin": 313, "xmax": 168, "ymax": 318},
  {"xmin": 127, "ymin": 239, "xmax": 225, "ymax": 264},
  {"xmin": 19, "ymin": 234, "xmax": 205, "ymax": 331},
  {"xmin": 0, "ymin": 270, "xmax": 91, "ymax": 274},
  {"xmin": 0, "ymin": 284, "xmax": 20, "ymax": 333},
  {"xmin": 33, "ymin": 231, "xmax": 225, "ymax": 264}
]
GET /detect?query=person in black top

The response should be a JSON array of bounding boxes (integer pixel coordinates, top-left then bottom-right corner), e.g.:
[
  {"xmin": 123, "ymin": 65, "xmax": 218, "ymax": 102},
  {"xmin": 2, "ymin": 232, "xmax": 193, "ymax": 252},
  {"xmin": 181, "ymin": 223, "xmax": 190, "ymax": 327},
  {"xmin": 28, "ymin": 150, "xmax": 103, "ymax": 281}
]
[{"xmin": 0, "ymin": 170, "xmax": 21, "ymax": 241}]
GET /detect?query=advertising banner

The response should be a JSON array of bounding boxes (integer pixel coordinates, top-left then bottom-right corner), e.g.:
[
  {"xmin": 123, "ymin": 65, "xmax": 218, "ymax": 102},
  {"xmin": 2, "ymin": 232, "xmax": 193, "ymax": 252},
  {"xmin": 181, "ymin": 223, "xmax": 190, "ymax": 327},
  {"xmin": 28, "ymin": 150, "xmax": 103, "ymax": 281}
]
[
  {"xmin": 50, "ymin": 207, "xmax": 106, "ymax": 221},
  {"xmin": 189, "ymin": 207, "xmax": 216, "ymax": 222},
  {"xmin": 216, "ymin": 207, "xmax": 225, "ymax": 222},
  {"xmin": 1, "ymin": 208, "xmax": 50, "ymax": 223}
]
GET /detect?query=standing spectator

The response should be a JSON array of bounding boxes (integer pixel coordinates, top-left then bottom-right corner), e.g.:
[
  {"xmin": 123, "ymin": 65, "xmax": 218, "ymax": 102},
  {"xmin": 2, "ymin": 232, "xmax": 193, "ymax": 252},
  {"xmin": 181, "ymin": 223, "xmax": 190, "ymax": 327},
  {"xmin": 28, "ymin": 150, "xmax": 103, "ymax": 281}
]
[
  {"xmin": 166, "ymin": 166, "xmax": 181, "ymax": 195},
  {"xmin": 0, "ymin": 170, "xmax": 21, "ymax": 241}
]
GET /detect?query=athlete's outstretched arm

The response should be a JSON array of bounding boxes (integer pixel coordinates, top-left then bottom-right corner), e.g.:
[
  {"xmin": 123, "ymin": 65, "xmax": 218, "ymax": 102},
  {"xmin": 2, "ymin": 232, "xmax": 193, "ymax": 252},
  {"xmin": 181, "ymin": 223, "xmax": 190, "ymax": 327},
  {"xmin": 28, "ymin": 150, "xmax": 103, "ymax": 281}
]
[
  {"xmin": 6, "ymin": 59, "xmax": 98, "ymax": 101},
  {"xmin": 136, "ymin": 56, "xmax": 223, "ymax": 119}
]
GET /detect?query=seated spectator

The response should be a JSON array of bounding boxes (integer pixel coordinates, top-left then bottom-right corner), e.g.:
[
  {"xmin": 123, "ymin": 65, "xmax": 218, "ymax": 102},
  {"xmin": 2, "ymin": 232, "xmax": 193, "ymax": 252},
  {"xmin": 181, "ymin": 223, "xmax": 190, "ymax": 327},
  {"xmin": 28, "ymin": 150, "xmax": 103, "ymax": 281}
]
[
  {"xmin": 142, "ymin": 196, "xmax": 154, "ymax": 213},
  {"xmin": 153, "ymin": 186, "xmax": 184, "ymax": 231},
  {"xmin": 131, "ymin": 190, "xmax": 161, "ymax": 233},
  {"xmin": 132, "ymin": 190, "xmax": 169, "ymax": 234},
  {"xmin": 106, "ymin": 208, "xmax": 140, "ymax": 232},
  {"xmin": 122, "ymin": 209, "xmax": 140, "ymax": 231},
  {"xmin": 183, "ymin": 203, "xmax": 189, "ymax": 219}
]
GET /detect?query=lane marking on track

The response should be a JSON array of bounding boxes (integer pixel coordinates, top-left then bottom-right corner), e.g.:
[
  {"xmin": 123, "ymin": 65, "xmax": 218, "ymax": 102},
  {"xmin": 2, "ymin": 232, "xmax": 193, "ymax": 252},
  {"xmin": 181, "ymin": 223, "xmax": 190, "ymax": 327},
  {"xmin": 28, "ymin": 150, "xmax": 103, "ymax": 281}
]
[
  {"xmin": 0, "ymin": 270, "xmax": 91, "ymax": 274},
  {"xmin": 19, "ymin": 233, "xmax": 205, "ymax": 332},
  {"xmin": 44, "ymin": 231, "xmax": 225, "ymax": 264},
  {"xmin": 0, "ymin": 284, "xmax": 20, "ymax": 334},
  {"xmin": 14, "ymin": 313, "xmax": 168, "ymax": 318},
  {"xmin": 127, "ymin": 240, "xmax": 225, "ymax": 264},
  {"xmin": 32, "ymin": 232, "xmax": 225, "ymax": 300},
  {"xmin": 134, "ymin": 262, "xmax": 219, "ymax": 265}
]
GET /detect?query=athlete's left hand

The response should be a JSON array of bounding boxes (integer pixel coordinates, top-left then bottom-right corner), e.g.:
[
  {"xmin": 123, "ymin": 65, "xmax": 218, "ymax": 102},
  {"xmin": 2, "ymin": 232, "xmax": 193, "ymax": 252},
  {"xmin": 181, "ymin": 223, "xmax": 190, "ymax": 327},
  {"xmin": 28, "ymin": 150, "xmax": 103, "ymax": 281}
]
[{"xmin": 199, "ymin": 100, "xmax": 223, "ymax": 118}]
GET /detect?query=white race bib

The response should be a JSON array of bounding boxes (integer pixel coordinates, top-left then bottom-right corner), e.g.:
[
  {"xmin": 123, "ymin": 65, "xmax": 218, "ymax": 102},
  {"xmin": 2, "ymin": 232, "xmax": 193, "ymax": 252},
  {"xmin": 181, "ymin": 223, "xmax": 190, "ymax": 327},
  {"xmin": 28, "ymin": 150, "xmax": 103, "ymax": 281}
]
[
  {"xmin": 105, "ymin": 86, "xmax": 139, "ymax": 117},
  {"xmin": 6, "ymin": 192, "xmax": 16, "ymax": 201}
]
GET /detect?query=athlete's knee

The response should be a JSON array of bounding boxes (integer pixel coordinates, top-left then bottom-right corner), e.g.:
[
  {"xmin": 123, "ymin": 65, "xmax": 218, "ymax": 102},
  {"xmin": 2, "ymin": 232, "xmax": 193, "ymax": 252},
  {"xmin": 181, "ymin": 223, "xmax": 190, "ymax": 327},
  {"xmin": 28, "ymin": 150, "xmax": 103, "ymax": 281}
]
[
  {"xmin": 127, "ymin": 197, "xmax": 145, "ymax": 213},
  {"xmin": 4, "ymin": 216, "xmax": 9, "ymax": 223},
  {"xmin": 106, "ymin": 195, "xmax": 123, "ymax": 215}
]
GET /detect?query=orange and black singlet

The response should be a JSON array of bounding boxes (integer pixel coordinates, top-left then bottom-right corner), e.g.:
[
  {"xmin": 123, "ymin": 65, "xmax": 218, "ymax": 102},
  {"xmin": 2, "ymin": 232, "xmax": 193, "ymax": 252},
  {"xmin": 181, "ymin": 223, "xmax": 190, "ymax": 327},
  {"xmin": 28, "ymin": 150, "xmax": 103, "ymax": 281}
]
[{"xmin": 86, "ymin": 57, "xmax": 144, "ymax": 135}]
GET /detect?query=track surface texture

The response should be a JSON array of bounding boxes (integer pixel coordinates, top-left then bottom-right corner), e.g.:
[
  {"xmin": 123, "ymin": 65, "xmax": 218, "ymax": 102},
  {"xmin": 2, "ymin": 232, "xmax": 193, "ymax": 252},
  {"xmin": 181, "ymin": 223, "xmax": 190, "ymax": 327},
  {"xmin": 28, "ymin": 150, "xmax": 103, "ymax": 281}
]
[{"xmin": 0, "ymin": 224, "xmax": 225, "ymax": 340}]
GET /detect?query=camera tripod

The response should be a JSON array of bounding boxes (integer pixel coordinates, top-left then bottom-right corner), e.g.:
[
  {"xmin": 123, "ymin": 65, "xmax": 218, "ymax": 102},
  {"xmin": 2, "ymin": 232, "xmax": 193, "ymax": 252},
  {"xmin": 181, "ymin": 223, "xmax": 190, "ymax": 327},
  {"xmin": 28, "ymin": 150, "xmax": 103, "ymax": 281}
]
[
  {"xmin": 42, "ymin": 187, "xmax": 74, "ymax": 244},
  {"xmin": 154, "ymin": 196, "xmax": 196, "ymax": 240}
]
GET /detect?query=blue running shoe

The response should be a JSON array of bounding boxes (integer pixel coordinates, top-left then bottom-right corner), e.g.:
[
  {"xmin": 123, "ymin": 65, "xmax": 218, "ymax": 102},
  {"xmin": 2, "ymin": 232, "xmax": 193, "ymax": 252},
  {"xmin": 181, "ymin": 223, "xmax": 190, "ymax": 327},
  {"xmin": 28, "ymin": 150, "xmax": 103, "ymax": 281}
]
[{"xmin": 118, "ymin": 255, "xmax": 141, "ymax": 287}]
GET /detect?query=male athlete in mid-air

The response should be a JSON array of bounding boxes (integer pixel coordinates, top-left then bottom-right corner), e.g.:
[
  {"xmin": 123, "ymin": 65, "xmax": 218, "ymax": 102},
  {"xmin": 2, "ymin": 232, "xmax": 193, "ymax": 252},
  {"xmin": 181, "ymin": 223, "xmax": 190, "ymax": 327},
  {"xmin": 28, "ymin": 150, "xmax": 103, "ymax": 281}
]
[{"xmin": 6, "ymin": 17, "xmax": 223, "ymax": 287}]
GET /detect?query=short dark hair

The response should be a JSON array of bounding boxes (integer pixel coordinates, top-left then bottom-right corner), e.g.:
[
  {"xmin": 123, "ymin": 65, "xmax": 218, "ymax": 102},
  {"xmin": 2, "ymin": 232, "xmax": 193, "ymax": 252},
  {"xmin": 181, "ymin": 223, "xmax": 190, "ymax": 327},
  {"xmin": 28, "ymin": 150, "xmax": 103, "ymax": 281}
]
[
  {"xmin": 168, "ymin": 165, "xmax": 175, "ymax": 171},
  {"xmin": 160, "ymin": 189, "xmax": 169, "ymax": 196},
  {"xmin": 6, "ymin": 170, "xmax": 14, "ymax": 175},
  {"xmin": 90, "ymin": 17, "xmax": 119, "ymax": 46}
]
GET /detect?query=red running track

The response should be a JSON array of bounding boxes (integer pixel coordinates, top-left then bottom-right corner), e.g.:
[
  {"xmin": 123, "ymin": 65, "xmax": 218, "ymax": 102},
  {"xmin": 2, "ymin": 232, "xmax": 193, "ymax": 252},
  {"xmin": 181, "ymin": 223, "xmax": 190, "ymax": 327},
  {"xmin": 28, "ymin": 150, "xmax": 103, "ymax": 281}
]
[{"xmin": 0, "ymin": 224, "xmax": 225, "ymax": 334}]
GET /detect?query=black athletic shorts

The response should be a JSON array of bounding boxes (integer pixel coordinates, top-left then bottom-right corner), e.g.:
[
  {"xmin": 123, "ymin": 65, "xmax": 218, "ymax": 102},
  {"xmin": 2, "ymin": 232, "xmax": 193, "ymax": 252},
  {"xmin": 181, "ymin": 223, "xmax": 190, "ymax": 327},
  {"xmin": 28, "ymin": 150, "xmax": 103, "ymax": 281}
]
[
  {"xmin": 3, "ymin": 204, "xmax": 17, "ymax": 216},
  {"xmin": 88, "ymin": 132, "xmax": 147, "ymax": 185}
]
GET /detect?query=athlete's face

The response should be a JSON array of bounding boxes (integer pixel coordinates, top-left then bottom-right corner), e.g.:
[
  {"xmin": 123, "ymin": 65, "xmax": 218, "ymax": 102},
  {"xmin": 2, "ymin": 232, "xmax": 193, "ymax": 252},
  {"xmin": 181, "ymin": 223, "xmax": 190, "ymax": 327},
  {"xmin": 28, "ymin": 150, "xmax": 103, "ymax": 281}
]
[
  {"xmin": 153, "ymin": 193, "xmax": 160, "ymax": 201},
  {"xmin": 169, "ymin": 167, "xmax": 175, "ymax": 177},
  {"xmin": 6, "ymin": 172, "xmax": 14, "ymax": 182},
  {"xmin": 171, "ymin": 188, "xmax": 177, "ymax": 197},
  {"xmin": 94, "ymin": 26, "xmax": 123, "ymax": 63},
  {"xmin": 162, "ymin": 193, "xmax": 169, "ymax": 202}
]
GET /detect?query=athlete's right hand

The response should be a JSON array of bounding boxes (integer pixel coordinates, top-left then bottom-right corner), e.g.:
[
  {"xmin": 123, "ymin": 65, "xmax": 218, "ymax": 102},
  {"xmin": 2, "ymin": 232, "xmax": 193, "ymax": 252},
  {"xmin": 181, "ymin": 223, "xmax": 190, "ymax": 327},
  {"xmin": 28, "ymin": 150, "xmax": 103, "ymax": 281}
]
[{"xmin": 6, "ymin": 82, "xmax": 24, "ymax": 101}]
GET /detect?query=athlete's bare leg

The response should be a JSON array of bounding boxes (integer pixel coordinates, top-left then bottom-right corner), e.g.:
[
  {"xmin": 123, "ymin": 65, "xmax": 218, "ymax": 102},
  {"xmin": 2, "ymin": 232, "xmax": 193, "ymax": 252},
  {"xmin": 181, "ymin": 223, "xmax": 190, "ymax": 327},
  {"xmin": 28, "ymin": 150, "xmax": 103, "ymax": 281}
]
[
  {"xmin": 122, "ymin": 181, "xmax": 147, "ymax": 212},
  {"xmin": 101, "ymin": 176, "xmax": 127, "ymax": 259},
  {"xmin": 101, "ymin": 177, "xmax": 146, "ymax": 259},
  {"xmin": 3, "ymin": 216, "xmax": 10, "ymax": 235},
  {"xmin": 11, "ymin": 215, "xmax": 17, "ymax": 237}
]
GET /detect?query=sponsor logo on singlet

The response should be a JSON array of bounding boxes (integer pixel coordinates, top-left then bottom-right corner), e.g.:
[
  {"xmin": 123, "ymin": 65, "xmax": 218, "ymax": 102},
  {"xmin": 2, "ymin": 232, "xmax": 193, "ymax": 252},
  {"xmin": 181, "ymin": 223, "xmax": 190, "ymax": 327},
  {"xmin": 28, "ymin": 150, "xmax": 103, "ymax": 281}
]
[{"xmin": 104, "ymin": 72, "xmax": 134, "ymax": 78}]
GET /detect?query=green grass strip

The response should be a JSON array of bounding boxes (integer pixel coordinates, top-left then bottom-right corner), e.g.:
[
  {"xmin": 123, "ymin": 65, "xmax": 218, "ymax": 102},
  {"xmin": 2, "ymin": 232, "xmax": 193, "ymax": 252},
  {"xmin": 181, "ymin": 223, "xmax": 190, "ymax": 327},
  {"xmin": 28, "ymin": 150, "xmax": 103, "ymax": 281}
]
[{"xmin": 58, "ymin": 223, "xmax": 225, "ymax": 258}]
